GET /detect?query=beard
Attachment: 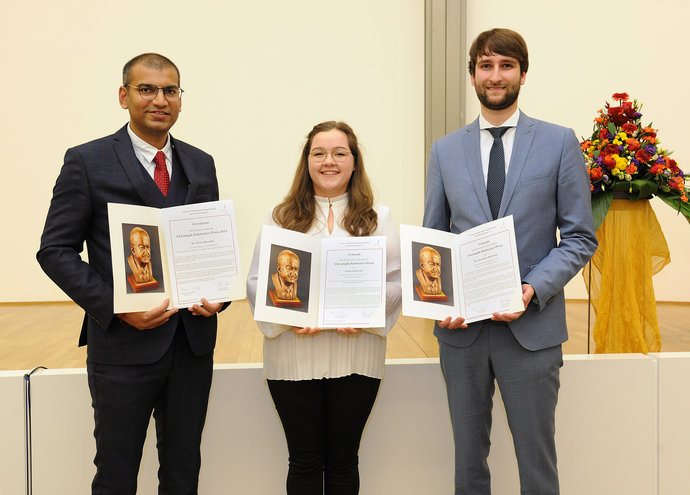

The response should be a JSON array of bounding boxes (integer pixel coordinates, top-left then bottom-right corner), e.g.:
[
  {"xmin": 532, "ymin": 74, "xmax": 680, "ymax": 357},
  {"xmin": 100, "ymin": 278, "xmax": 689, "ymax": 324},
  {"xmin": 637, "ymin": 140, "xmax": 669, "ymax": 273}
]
[{"xmin": 475, "ymin": 83, "xmax": 521, "ymax": 111}]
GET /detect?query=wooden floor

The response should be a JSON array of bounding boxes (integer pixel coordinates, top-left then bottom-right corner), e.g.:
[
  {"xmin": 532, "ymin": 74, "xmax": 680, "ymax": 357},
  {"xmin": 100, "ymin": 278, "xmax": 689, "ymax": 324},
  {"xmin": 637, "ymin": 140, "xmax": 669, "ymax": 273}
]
[{"xmin": 0, "ymin": 300, "xmax": 688, "ymax": 371}]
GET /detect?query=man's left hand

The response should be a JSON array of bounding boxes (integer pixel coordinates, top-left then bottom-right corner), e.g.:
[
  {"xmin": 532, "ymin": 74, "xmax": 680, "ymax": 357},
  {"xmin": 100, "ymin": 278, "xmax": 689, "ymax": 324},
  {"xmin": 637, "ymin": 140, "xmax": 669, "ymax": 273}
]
[
  {"xmin": 491, "ymin": 283, "xmax": 534, "ymax": 322},
  {"xmin": 188, "ymin": 298, "xmax": 222, "ymax": 317}
]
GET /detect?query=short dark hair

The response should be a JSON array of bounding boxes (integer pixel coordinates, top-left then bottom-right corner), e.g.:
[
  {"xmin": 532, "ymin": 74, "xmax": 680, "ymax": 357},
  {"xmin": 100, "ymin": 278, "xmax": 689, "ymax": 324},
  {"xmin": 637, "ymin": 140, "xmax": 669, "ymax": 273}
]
[
  {"xmin": 122, "ymin": 53, "xmax": 180, "ymax": 86},
  {"xmin": 468, "ymin": 28, "xmax": 528, "ymax": 76}
]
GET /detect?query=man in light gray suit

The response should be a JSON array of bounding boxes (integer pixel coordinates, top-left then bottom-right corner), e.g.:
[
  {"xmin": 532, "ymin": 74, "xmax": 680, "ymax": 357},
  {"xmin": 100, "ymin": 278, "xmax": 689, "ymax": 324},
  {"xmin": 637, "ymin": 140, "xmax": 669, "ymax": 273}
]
[{"xmin": 423, "ymin": 28, "xmax": 597, "ymax": 494}]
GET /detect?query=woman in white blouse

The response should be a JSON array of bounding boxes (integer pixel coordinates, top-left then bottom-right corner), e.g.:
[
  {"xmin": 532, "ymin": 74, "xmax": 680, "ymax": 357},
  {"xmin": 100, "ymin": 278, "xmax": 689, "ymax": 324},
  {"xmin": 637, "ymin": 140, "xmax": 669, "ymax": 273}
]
[{"xmin": 247, "ymin": 121, "xmax": 401, "ymax": 494}]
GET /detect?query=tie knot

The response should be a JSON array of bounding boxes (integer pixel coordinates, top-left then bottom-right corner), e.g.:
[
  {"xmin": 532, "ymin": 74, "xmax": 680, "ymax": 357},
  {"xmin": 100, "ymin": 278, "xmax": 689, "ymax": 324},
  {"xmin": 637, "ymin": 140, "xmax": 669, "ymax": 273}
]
[
  {"xmin": 488, "ymin": 126, "xmax": 510, "ymax": 139},
  {"xmin": 153, "ymin": 151, "xmax": 166, "ymax": 169}
]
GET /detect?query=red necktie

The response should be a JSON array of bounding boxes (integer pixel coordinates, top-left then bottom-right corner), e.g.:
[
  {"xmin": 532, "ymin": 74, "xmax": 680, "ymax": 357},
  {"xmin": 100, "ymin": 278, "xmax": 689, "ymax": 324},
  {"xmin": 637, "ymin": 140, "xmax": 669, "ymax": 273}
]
[{"xmin": 153, "ymin": 151, "xmax": 170, "ymax": 196}]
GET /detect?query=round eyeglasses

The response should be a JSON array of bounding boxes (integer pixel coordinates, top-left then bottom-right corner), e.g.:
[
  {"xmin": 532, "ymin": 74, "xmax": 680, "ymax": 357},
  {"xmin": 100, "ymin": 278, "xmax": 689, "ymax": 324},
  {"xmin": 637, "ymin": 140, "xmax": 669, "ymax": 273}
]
[
  {"xmin": 308, "ymin": 148, "xmax": 352, "ymax": 164},
  {"xmin": 126, "ymin": 84, "xmax": 184, "ymax": 101}
]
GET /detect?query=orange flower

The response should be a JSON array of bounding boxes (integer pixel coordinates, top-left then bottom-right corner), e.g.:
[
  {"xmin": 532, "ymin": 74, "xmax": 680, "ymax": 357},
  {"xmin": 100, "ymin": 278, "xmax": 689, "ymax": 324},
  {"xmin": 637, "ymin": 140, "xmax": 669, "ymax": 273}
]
[
  {"xmin": 626, "ymin": 138, "xmax": 641, "ymax": 151},
  {"xmin": 669, "ymin": 177, "xmax": 684, "ymax": 190},
  {"xmin": 625, "ymin": 165, "xmax": 637, "ymax": 174},
  {"xmin": 589, "ymin": 168, "xmax": 603, "ymax": 180}
]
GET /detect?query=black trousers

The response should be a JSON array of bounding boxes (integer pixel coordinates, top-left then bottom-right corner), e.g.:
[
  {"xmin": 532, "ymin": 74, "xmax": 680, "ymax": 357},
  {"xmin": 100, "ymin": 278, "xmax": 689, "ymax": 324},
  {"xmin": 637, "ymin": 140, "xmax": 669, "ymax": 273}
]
[
  {"xmin": 267, "ymin": 374, "xmax": 381, "ymax": 495},
  {"xmin": 87, "ymin": 325, "xmax": 213, "ymax": 495}
]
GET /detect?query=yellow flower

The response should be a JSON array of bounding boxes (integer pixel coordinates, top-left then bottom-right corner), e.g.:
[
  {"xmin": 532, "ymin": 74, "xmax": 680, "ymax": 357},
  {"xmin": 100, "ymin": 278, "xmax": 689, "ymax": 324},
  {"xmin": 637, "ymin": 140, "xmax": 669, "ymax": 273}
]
[
  {"xmin": 611, "ymin": 168, "xmax": 620, "ymax": 175},
  {"xmin": 615, "ymin": 155, "xmax": 628, "ymax": 169}
]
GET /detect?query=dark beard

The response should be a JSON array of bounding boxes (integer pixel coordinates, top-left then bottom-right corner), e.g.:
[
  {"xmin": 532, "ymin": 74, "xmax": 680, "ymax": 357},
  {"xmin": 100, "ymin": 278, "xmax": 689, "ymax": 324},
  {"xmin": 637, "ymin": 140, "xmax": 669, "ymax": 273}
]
[{"xmin": 476, "ymin": 86, "xmax": 520, "ymax": 111}]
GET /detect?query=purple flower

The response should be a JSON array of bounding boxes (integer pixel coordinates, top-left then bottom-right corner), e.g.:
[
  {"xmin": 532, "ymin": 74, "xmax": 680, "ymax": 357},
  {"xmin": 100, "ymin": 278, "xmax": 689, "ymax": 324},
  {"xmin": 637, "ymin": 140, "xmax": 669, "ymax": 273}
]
[{"xmin": 645, "ymin": 145, "xmax": 657, "ymax": 154}]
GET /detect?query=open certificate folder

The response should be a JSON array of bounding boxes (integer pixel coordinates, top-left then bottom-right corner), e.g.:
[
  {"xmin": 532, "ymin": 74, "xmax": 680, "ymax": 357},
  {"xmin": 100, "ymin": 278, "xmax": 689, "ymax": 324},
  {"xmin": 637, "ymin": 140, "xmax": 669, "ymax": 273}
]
[
  {"xmin": 400, "ymin": 216, "xmax": 524, "ymax": 323},
  {"xmin": 108, "ymin": 200, "xmax": 242, "ymax": 313},
  {"xmin": 253, "ymin": 225, "xmax": 387, "ymax": 329}
]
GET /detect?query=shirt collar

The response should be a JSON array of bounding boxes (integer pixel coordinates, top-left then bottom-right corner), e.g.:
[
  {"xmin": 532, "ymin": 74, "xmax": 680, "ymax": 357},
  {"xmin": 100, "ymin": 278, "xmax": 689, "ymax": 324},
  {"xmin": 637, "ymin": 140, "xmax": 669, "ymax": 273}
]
[{"xmin": 126, "ymin": 123, "xmax": 172, "ymax": 162}]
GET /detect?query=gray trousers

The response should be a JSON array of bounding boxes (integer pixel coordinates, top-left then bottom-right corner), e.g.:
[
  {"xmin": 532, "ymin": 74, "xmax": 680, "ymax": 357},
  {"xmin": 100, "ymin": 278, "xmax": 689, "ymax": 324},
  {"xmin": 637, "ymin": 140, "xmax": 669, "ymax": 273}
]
[{"xmin": 439, "ymin": 320, "xmax": 563, "ymax": 495}]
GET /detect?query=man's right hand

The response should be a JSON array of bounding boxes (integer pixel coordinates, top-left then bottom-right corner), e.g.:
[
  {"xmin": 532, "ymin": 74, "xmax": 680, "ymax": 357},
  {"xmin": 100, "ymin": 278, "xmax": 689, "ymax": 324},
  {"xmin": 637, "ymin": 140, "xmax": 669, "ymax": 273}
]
[
  {"xmin": 437, "ymin": 316, "xmax": 467, "ymax": 329},
  {"xmin": 118, "ymin": 298, "xmax": 178, "ymax": 330}
]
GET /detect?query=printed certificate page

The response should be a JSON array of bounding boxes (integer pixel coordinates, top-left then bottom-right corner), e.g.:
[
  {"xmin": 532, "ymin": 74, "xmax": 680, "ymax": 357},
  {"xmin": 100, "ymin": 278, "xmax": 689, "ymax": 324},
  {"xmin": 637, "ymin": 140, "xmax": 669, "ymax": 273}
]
[
  {"xmin": 318, "ymin": 236, "xmax": 386, "ymax": 329},
  {"xmin": 162, "ymin": 200, "xmax": 242, "ymax": 308},
  {"xmin": 455, "ymin": 216, "xmax": 523, "ymax": 323}
]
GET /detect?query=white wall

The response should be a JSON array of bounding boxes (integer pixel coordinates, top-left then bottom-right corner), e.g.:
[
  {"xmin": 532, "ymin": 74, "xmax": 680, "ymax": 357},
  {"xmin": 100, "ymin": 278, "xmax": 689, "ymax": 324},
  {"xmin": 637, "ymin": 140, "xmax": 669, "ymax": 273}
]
[
  {"xmin": 3, "ymin": 355, "xmax": 689, "ymax": 494},
  {"xmin": 466, "ymin": 0, "xmax": 690, "ymax": 301},
  {"xmin": 2, "ymin": 0, "xmax": 687, "ymax": 303},
  {"xmin": 1, "ymin": 0, "xmax": 424, "ymax": 302}
]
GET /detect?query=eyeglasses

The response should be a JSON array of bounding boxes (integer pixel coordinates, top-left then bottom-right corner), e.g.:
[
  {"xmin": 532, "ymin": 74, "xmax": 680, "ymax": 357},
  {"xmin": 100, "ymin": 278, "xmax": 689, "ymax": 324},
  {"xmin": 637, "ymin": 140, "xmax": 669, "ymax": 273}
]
[
  {"xmin": 125, "ymin": 84, "xmax": 184, "ymax": 101},
  {"xmin": 309, "ymin": 148, "xmax": 352, "ymax": 163}
]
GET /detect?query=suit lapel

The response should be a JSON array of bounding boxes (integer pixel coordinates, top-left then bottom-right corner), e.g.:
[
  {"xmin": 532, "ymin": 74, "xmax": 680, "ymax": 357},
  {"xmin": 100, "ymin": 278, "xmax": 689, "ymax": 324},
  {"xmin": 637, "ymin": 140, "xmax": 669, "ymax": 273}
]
[
  {"xmin": 171, "ymin": 137, "xmax": 195, "ymax": 204},
  {"xmin": 111, "ymin": 125, "xmax": 162, "ymax": 207},
  {"xmin": 500, "ymin": 113, "xmax": 535, "ymax": 217},
  {"xmin": 463, "ymin": 119, "xmax": 493, "ymax": 222}
]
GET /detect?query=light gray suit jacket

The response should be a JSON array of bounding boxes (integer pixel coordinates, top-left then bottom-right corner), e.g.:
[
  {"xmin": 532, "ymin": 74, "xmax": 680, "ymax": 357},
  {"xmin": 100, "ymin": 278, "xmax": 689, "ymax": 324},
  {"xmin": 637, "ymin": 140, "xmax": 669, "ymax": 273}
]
[{"xmin": 423, "ymin": 112, "xmax": 597, "ymax": 351}]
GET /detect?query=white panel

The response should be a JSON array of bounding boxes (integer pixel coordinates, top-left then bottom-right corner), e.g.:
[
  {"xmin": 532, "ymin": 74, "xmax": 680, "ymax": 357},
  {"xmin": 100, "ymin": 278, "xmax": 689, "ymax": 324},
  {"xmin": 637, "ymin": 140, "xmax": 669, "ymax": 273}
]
[
  {"xmin": 360, "ymin": 359, "xmax": 454, "ymax": 494},
  {"xmin": 653, "ymin": 352, "xmax": 690, "ymax": 495},
  {"xmin": 555, "ymin": 355, "xmax": 657, "ymax": 495},
  {"xmin": 9, "ymin": 355, "xmax": 676, "ymax": 494},
  {"xmin": 487, "ymin": 354, "xmax": 658, "ymax": 495},
  {"xmin": 0, "ymin": 371, "xmax": 26, "ymax": 495}
]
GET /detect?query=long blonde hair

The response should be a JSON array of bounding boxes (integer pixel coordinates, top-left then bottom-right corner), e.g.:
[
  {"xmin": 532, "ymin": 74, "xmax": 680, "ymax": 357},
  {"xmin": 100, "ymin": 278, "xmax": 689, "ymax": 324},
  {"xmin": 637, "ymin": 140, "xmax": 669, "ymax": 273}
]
[{"xmin": 272, "ymin": 121, "xmax": 377, "ymax": 236}]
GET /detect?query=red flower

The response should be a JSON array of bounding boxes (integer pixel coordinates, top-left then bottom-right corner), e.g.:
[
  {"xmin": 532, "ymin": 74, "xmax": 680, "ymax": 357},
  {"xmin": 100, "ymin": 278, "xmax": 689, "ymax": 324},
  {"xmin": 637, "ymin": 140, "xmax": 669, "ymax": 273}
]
[
  {"xmin": 625, "ymin": 165, "xmax": 637, "ymax": 174},
  {"xmin": 635, "ymin": 149, "xmax": 652, "ymax": 163},
  {"xmin": 599, "ymin": 128, "xmax": 611, "ymax": 141},
  {"xmin": 626, "ymin": 139, "xmax": 641, "ymax": 151},
  {"xmin": 665, "ymin": 157, "xmax": 680, "ymax": 174},
  {"xmin": 605, "ymin": 143, "xmax": 620, "ymax": 155},
  {"xmin": 602, "ymin": 155, "xmax": 616, "ymax": 170},
  {"xmin": 649, "ymin": 163, "xmax": 665, "ymax": 175},
  {"xmin": 622, "ymin": 123, "xmax": 637, "ymax": 134},
  {"xmin": 622, "ymin": 101, "xmax": 637, "ymax": 118},
  {"xmin": 607, "ymin": 106, "xmax": 628, "ymax": 126},
  {"xmin": 612, "ymin": 92, "xmax": 629, "ymax": 101}
]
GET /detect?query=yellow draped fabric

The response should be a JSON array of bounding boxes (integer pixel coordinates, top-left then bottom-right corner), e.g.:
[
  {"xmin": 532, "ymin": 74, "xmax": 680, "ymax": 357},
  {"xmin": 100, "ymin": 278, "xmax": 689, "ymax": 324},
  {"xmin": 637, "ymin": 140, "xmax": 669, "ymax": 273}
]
[{"xmin": 582, "ymin": 199, "xmax": 670, "ymax": 353}]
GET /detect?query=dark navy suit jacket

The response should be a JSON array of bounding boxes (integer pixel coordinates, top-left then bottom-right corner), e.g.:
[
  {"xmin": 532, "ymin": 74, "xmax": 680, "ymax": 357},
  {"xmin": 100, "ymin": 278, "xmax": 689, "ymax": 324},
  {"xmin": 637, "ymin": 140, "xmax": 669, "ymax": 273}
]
[{"xmin": 38, "ymin": 124, "xmax": 222, "ymax": 365}]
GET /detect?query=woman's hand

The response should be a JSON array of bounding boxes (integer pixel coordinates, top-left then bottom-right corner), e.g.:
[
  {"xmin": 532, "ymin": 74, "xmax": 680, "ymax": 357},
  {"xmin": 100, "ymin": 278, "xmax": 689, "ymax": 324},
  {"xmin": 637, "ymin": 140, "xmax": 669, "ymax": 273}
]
[
  {"xmin": 336, "ymin": 327, "xmax": 361, "ymax": 335},
  {"xmin": 293, "ymin": 326, "xmax": 321, "ymax": 335}
]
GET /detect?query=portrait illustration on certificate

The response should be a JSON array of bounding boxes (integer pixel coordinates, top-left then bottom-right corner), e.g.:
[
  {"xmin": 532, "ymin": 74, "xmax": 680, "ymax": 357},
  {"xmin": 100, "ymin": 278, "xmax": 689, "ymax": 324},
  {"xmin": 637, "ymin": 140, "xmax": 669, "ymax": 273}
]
[
  {"xmin": 121, "ymin": 223, "xmax": 165, "ymax": 294},
  {"xmin": 411, "ymin": 242, "xmax": 453, "ymax": 305},
  {"xmin": 265, "ymin": 244, "xmax": 312, "ymax": 312}
]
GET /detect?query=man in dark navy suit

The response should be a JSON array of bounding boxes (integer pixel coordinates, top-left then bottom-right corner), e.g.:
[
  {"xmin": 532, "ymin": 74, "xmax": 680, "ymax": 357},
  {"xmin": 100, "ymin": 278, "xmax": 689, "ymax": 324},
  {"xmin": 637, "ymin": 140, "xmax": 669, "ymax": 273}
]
[{"xmin": 38, "ymin": 53, "xmax": 226, "ymax": 495}]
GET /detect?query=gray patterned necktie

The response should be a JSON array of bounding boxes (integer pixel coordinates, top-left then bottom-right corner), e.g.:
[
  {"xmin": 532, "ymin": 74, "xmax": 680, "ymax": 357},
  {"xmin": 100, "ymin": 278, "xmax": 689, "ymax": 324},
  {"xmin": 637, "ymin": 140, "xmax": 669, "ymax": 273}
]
[{"xmin": 486, "ymin": 127, "xmax": 510, "ymax": 219}]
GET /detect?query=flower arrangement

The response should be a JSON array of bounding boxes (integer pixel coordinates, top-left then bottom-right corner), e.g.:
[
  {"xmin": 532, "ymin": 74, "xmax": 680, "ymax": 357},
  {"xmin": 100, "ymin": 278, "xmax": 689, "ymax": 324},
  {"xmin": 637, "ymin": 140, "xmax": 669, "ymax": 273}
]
[{"xmin": 581, "ymin": 92, "xmax": 689, "ymax": 229}]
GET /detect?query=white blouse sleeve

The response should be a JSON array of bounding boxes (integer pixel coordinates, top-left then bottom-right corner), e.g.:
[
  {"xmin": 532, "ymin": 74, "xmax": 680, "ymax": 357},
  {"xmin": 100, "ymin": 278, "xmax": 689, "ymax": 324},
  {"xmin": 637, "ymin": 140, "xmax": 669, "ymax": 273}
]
[{"xmin": 245, "ymin": 211, "xmax": 292, "ymax": 339}]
